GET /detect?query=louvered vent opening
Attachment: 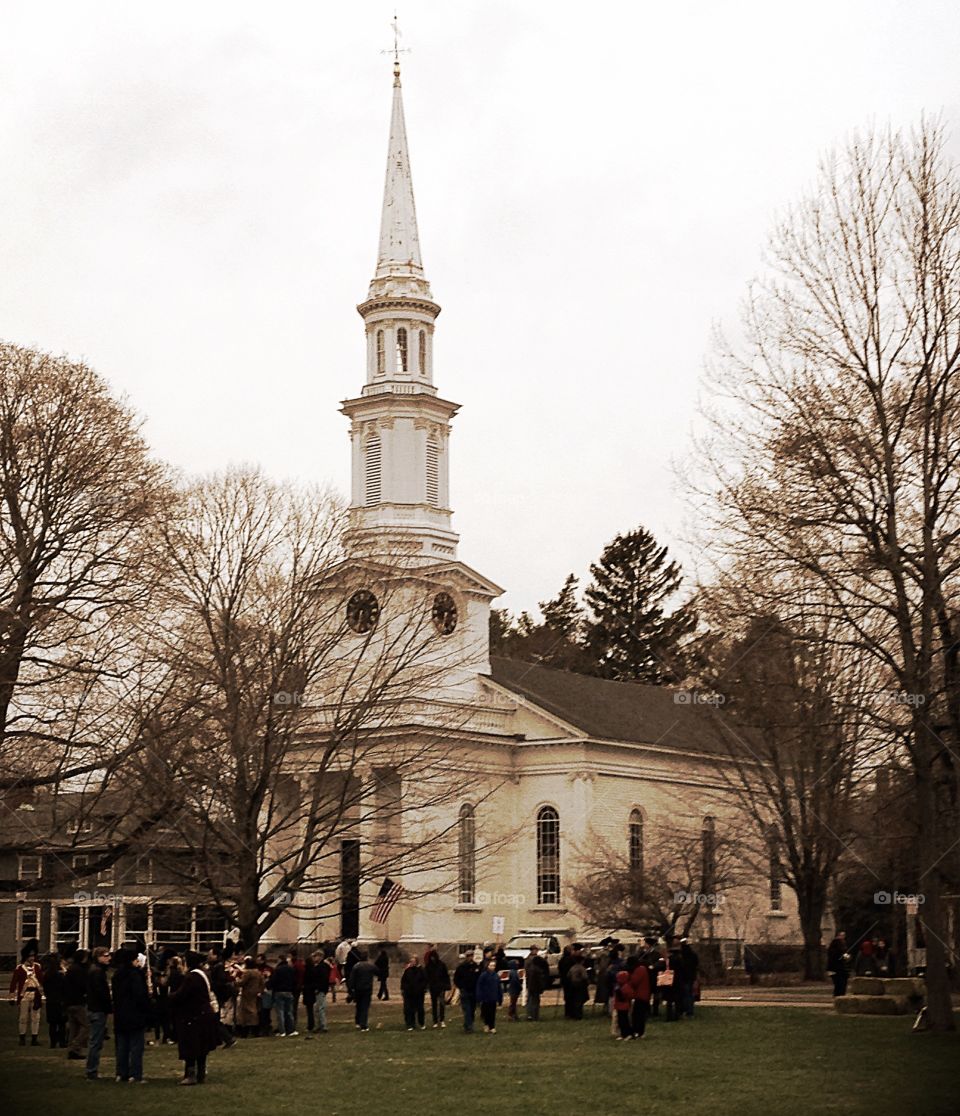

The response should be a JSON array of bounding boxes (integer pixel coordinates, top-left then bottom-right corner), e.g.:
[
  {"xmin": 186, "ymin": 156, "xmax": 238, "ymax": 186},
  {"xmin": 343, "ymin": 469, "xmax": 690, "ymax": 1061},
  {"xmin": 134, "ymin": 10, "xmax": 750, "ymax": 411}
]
[
  {"xmin": 365, "ymin": 435, "xmax": 382, "ymax": 506},
  {"xmin": 425, "ymin": 438, "xmax": 439, "ymax": 506}
]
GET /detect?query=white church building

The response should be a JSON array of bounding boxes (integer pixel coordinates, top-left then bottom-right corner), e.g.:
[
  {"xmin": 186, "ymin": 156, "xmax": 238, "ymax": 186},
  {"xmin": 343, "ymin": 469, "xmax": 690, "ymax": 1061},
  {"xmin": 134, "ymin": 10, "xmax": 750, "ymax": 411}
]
[{"xmin": 272, "ymin": 58, "xmax": 803, "ymax": 961}]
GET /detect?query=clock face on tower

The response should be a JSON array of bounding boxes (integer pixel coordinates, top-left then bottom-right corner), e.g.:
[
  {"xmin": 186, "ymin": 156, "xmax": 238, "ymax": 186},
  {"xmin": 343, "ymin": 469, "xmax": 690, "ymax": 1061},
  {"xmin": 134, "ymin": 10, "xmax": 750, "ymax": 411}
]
[
  {"xmin": 432, "ymin": 591, "xmax": 458, "ymax": 636},
  {"xmin": 346, "ymin": 589, "xmax": 380, "ymax": 634}
]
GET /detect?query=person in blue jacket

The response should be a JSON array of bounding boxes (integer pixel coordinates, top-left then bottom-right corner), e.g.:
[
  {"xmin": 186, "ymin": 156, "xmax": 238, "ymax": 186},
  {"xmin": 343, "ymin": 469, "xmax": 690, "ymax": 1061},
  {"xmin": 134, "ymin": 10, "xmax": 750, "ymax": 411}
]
[
  {"xmin": 475, "ymin": 960, "xmax": 503, "ymax": 1034},
  {"xmin": 506, "ymin": 959, "xmax": 522, "ymax": 1021}
]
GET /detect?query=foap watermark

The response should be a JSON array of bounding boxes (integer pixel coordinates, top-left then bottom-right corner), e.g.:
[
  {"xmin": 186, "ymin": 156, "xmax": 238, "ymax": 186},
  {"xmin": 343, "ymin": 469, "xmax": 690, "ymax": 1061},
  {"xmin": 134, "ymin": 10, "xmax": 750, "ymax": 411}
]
[
  {"xmin": 272, "ymin": 691, "xmax": 303, "ymax": 707},
  {"xmin": 673, "ymin": 690, "xmax": 726, "ymax": 707},
  {"xmin": 475, "ymin": 890, "xmax": 526, "ymax": 908},
  {"xmin": 674, "ymin": 889, "xmax": 724, "ymax": 908},
  {"xmin": 874, "ymin": 890, "xmax": 925, "ymax": 906},
  {"xmin": 875, "ymin": 690, "xmax": 926, "ymax": 708},
  {"xmin": 271, "ymin": 890, "xmax": 294, "ymax": 909},
  {"xmin": 73, "ymin": 890, "xmax": 123, "ymax": 906}
]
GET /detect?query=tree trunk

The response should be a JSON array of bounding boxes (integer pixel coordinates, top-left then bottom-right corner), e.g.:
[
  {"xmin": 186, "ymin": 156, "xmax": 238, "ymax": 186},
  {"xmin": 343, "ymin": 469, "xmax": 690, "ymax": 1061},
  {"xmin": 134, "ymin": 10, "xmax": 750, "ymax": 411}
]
[
  {"xmin": 915, "ymin": 763, "xmax": 955, "ymax": 1032},
  {"xmin": 797, "ymin": 884, "xmax": 826, "ymax": 981}
]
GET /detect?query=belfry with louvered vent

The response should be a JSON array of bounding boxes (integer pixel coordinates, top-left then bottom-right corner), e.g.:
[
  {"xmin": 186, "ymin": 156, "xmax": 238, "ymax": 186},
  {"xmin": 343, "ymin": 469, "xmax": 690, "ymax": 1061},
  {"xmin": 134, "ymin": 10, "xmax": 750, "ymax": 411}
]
[{"xmin": 340, "ymin": 58, "xmax": 460, "ymax": 562}]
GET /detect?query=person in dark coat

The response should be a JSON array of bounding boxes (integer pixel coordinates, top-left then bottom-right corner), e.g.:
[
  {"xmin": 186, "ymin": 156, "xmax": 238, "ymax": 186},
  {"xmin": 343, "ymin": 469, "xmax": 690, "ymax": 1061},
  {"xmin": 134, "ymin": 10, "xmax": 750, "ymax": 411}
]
[
  {"xmin": 506, "ymin": 960, "xmax": 522, "ymax": 1021},
  {"xmin": 566, "ymin": 948, "xmax": 590, "ymax": 1020},
  {"xmin": 346, "ymin": 949, "xmax": 377, "ymax": 1031},
  {"xmin": 375, "ymin": 948, "xmax": 391, "ymax": 1001},
  {"xmin": 453, "ymin": 952, "xmax": 480, "ymax": 1033},
  {"xmin": 475, "ymin": 960, "xmax": 503, "ymax": 1033},
  {"xmin": 302, "ymin": 952, "xmax": 319, "ymax": 1032},
  {"xmin": 63, "ymin": 949, "xmax": 90, "ymax": 1059},
  {"xmin": 112, "ymin": 949, "xmax": 151, "ymax": 1083},
  {"xmin": 400, "ymin": 955, "xmax": 427, "ymax": 1030},
  {"xmin": 267, "ymin": 955, "xmax": 298, "ymax": 1036},
  {"xmin": 680, "ymin": 939, "xmax": 699, "ymax": 1017},
  {"xmin": 523, "ymin": 946, "xmax": 550, "ymax": 1022},
  {"xmin": 84, "ymin": 947, "xmax": 112, "ymax": 1079},
  {"xmin": 171, "ymin": 953, "xmax": 219, "ymax": 1085},
  {"xmin": 662, "ymin": 938, "xmax": 683, "ymax": 1022},
  {"xmin": 424, "ymin": 949, "xmax": 451, "ymax": 1028},
  {"xmin": 41, "ymin": 953, "xmax": 68, "ymax": 1048},
  {"xmin": 826, "ymin": 932, "xmax": 848, "ymax": 995},
  {"xmin": 873, "ymin": 938, "xmax": 896, "ymax": 978}
]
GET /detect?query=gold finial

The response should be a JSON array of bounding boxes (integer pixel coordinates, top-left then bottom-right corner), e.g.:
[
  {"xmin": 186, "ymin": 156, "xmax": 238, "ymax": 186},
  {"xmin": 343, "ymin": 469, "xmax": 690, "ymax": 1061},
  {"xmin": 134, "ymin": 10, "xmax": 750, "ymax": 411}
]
[{"xmin": 382, "ymin": 12, "xmax": 411, "ymax": 84}]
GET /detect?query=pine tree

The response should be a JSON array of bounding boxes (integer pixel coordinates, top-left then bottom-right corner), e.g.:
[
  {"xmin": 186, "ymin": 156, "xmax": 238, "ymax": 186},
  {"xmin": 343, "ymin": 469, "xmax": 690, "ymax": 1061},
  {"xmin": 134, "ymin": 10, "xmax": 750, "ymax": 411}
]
[
  {"xmin": 584, "ymin": 527, "xmax": 695, "ymax": 683},
  {"xmin": 539, "ymin": 574, "xmax": 584, "ymax": 639}
]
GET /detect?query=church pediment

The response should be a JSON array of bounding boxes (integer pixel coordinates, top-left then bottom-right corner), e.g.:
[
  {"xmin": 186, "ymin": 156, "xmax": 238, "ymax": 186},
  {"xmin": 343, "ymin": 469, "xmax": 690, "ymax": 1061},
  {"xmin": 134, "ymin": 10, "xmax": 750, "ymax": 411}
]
[{"xmin": 314, "ymin": 556, "xmax": 503, "ymax": 599}]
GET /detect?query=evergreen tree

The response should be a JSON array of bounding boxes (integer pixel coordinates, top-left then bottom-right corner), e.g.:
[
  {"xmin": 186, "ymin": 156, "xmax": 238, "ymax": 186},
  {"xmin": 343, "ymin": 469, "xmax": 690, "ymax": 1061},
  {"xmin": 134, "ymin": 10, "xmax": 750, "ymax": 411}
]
[
  {"xmin": 584, "ymin": 526, "xmax": 695, "ymax": 683},
  {"xmin": 539, "ymin": 574, "xmax": 584, "ymax": 639}
]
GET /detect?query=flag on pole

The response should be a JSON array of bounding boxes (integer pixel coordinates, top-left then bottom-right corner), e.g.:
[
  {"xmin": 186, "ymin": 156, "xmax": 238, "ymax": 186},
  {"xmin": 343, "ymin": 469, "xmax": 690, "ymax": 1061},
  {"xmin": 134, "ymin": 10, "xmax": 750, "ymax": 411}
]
[{"xmin": 370, "ymin": 878, "xmax": 404, "ymax": 923}]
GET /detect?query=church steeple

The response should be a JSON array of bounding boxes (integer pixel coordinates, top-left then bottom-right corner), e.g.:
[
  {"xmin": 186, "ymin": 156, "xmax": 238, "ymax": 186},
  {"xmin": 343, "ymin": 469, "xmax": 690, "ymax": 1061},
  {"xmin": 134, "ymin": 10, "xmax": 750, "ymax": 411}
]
[
  {"xmin": 372, "ymin": 60, "xmax": 425, "ymax": 292},
  {"xmin": 340, "ymin": 60, "xmax": 459, "ymax": 562}
]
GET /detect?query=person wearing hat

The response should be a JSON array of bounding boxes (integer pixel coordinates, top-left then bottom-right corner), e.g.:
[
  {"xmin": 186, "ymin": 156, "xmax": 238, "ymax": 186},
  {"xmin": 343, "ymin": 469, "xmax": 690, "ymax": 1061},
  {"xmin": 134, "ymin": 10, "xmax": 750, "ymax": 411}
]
[
  {"xmin": 8, "ymin": 939, "xmax": 43, "ymax": 1045},
  {"xmin": 171, "ymin": 951, "xmax": 220, "ymax": 1085}
]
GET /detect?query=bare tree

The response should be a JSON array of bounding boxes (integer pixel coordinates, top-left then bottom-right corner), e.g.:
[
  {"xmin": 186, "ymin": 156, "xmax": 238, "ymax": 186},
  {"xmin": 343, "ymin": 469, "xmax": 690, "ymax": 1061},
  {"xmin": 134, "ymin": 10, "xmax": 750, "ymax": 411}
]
[
  {"xmin": 695, "ymin": 122, "xmax": 960, "ymax": 1029},
  {"xmin": 0, "ymin": 342, "xmax": 167, "ymax": 872},
  {"xmin": 139, "ymin": 468, "xmax": 505, "ymax": 949},
  {"xmin": 696, "ymin": 596, "xmax": 872, "ymax": 979},
  {"xmin": 572, "ymin": 821, "xmax": 743, "ymax": 940}
]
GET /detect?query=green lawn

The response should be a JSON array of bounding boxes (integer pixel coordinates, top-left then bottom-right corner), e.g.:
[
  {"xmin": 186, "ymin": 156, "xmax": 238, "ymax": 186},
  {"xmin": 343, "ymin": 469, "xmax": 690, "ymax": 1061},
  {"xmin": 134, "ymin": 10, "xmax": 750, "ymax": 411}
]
[{"xmin": 1, "ymin": 998, "xmax": 956, "ymax": 1116}]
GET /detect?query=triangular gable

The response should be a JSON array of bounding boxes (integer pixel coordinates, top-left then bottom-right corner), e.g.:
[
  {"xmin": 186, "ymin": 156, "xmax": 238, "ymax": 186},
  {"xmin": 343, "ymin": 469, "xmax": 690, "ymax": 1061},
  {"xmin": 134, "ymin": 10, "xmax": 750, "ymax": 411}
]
[{"xmin": 315, "ymin": 556, "xmax": 503, "ymax": 598}]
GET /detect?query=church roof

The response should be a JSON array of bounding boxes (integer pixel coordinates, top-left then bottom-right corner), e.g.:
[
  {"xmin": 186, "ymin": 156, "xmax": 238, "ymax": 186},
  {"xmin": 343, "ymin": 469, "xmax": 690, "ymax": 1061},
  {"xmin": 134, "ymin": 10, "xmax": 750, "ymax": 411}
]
[
  {"xmin": 488, "ymin": 656, "xmax": 746, "ymax": 757},
  {"xmin": 375, "ymin": 63, "xmax": 423, "ymax": 282}
]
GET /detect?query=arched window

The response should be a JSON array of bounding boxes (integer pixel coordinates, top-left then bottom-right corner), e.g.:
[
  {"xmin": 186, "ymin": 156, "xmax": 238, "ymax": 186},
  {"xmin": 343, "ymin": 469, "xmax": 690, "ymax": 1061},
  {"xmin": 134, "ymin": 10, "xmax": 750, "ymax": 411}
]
[
  {"xmin": 458, "ymin": 804, "xmax": 476, "ymax": 904},
  {"xmin": 395, "ymin": 326, "xmax": 408, "ymax": 373},
  {"xmin": 418, "ymin": 330, "xmax": 427, "ymax": 375},
  {"xmin": 536, "ymin": 806, "xmax": 560, "ymax": 905},
  {"xmin": 629, "ymin": 808, "xmax": 644, "ymax": 876},
  {"xmin": 767, "ymin": 828, "xmax": 782, "ymax": 912},
  {"xmin": 364, "ymin": 433, "xmax": 382, "ymax": 506},
  {"xmin": 425, "ymin": 438, "xmax": 439, "ymax": 506},
  {"xmin": 701, "ymin": 815, "xmax": 717, "ymax": 894},
  {"xmin": 376, "ymin": 330, "xmax": 385, "ymax": 375}
]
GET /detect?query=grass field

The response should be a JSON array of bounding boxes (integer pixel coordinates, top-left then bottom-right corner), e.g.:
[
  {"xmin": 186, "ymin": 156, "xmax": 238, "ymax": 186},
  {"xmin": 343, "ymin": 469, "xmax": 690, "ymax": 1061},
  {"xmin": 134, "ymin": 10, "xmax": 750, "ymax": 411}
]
[{"xmin": 0, "ymin": 997, "xmax": 956, "ymax": 1116}]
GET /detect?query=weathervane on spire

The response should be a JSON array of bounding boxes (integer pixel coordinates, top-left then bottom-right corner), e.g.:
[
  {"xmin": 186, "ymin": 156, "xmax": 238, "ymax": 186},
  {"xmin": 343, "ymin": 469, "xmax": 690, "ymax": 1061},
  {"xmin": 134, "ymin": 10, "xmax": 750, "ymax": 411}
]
[{"xmin": 382, "ymin": 12, "xmax": 411, "ymax": 83}]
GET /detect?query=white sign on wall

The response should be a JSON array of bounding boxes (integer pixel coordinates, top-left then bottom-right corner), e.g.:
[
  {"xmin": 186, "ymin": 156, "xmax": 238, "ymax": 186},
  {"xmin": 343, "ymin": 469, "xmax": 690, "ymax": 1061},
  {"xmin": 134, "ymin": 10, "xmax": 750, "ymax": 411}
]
[{"xmin": 491, "ymin": 916, "xmax": 505, "ymax": 936}]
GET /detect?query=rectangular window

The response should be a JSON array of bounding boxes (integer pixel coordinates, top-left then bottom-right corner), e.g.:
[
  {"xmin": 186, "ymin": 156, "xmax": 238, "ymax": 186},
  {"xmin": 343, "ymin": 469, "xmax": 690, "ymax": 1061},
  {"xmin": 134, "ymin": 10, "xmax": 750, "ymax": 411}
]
[
  {"xmin": 18, "ymin": 907, "xmax": 40, "ymax": 941},
  {"xmin": 340, "ymin": 839, "xmax": 361, "ymax": 939},
  {"xmin": 18, "ymin": 855, "xmax": 42, "ymax": 881},
  {"xmin": 72, "ymin": 854, "xmax": 88, "ymax": 871},
  {"xmin": 55, "ymin": 906, "xmax": 82, "ymax": 948}
]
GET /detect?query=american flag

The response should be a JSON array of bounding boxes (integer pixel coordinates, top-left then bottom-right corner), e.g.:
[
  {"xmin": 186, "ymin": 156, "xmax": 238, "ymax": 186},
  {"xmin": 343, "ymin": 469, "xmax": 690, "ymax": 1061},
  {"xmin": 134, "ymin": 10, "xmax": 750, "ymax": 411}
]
[{"xmin": 370, "ymin": 877, "xmax": 404, "ymax": 923}]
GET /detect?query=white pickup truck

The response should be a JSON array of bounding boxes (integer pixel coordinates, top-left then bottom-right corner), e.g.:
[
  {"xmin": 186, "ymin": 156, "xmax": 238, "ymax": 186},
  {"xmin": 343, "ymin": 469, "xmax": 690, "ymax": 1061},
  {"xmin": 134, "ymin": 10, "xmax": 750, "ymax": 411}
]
[{"xmin": 501, "ymin": 928, "xmax": 576, "ymax": 985}]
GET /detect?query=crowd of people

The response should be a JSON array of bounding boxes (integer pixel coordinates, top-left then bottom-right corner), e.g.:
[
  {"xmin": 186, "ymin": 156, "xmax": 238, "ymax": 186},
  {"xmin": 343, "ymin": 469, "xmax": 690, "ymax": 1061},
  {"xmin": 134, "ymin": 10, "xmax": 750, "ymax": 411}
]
[
  {"xmin": 8, "ymin": 932, "xmax": 702, "ymax": 1084},
  {"xmin": 826, "ymin": 932, "xmax": 898, "ymax": 997}
]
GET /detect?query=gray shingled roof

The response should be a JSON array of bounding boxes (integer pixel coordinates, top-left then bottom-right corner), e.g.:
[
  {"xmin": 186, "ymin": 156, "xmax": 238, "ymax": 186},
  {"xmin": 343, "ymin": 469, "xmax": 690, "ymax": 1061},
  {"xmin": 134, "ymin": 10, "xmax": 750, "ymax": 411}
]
[{"xmin": 489, "ymin": 657, "xmax": 748, "ymax": 757}]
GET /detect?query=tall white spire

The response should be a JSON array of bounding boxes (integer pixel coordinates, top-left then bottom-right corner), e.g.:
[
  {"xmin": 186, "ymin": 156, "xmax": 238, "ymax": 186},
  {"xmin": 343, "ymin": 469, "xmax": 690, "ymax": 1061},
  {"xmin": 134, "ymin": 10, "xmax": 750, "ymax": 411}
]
[
  {"xmin": 342, "ymin": 58, "xmax": 458, "ymax": 562},
  {"xmin": 375, "ymin": 61, "xmax": 424, "ymax": 285}
]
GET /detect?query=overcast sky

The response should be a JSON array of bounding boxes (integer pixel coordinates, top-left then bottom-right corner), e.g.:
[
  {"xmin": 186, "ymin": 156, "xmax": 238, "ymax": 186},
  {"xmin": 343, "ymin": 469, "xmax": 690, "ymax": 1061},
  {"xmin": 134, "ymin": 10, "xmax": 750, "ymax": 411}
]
[{"xmin": 3, "ymin": 1, "xmax": 960, "ymax": 614}]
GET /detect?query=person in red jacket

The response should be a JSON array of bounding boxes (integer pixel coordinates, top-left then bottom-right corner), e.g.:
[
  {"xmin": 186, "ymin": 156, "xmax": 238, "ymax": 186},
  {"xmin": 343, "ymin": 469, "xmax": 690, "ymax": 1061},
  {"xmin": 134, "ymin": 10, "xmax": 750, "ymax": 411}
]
[
  {"xmin": 8, "ymin": 940, "xmax": 43, "ymax": 1045},
  {"xmin": 613, "ymin": 970, "xmax": 635, "ymax": 1040},
  {"xmin": 628, "ymin": 956, "xmax": 651, "ymax": 1039}
]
